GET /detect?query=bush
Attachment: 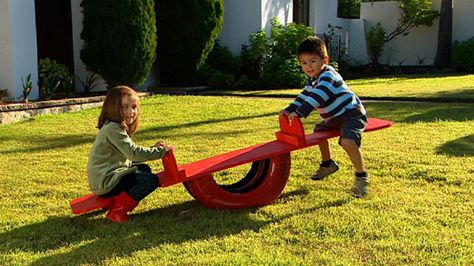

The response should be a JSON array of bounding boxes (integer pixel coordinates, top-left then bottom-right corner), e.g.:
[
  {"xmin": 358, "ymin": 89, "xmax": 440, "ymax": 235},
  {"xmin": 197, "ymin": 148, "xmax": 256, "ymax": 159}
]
[
  {"xmin": 80, "ymin": 0, "xmax": 157, "ymax": 87},
  {"xmin": 233, "ymin": 75, "xmax": 262, "ymax": 90},
  {"xmin": 367, "ymin": 23, "xmax": 386, "ymax": 65},
  {"xmin": 452, "ymin": 37, "xmax": 474, "ymax": 72},
  {"xmin": 338, "ymin": 0, "xmax": 361, "ymax": 19},
  {"xmin": 205, "ymin": 40, "xmax": 241, "ymax": 78},
  {"xmin": 241, "ymin": 19, "xmax": 314, "ymax": 89},
  {"xmin": 262, "ymin": 57, "xmax": 307, "ymax": 89},
  {"xmin": 38, "ymin": 58, "xmax": 74, "ymax": 100},
  {"xmin": 209, "ymin": 71, "xmax": 234, "ymax": 90},
  {"xmin": 156, "ymin": 0, "xmax": 224, "ymax": 86},
  {"xmin": 241, "ymin": 31, "xmax": 271, "ymax": 81}
]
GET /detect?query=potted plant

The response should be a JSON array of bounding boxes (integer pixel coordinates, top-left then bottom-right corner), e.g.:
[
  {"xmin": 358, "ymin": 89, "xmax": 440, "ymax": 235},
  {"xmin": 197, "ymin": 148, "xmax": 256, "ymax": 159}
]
[
  {"xmin": 0, "ymin": 89, "xmax": 7, "ymax": 103},
  {"xmin": 21, "ymin": 73, "xmax": 33, "ymax": 103}
]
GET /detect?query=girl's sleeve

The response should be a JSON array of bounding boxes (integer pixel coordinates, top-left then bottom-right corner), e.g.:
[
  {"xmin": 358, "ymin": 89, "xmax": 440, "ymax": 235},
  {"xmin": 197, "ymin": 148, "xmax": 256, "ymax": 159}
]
[{"xmin": 106, "ymin": 123, "xmax": 169, "ymax": 162}]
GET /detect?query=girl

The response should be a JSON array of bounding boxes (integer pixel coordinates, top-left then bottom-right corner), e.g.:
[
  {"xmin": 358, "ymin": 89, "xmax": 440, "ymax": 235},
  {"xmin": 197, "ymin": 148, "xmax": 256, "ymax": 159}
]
[{"xmin": 87, "ymin": 86, "xmax": 172, "ymax": 223}]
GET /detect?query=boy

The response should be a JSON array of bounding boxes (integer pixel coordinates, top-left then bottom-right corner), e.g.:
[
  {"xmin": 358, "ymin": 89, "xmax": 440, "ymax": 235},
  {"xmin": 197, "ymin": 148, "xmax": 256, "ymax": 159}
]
[{"xmin": 281, "ymin": 36, "xmax": 369, "ymax": 198}]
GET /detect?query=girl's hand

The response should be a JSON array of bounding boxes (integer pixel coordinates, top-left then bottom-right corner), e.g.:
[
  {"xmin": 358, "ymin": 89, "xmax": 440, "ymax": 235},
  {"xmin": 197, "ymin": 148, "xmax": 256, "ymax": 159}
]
[{"xmin": 154, "ymin": 141, "xmax": 166, "ymax": 148}]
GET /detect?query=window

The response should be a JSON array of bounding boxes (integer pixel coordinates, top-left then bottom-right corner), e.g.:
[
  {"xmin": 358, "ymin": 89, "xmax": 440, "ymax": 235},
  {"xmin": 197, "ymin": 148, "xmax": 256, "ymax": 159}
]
[{"xmin": 293, "ymin": 0, "xmax": 309, "ymax": 25}]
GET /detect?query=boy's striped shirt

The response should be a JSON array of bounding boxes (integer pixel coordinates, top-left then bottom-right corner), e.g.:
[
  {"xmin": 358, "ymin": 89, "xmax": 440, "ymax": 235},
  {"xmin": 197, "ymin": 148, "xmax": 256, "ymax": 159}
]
[{"xmin": 285, "ymin": 65, "xmax": 365, "ymax": 121}]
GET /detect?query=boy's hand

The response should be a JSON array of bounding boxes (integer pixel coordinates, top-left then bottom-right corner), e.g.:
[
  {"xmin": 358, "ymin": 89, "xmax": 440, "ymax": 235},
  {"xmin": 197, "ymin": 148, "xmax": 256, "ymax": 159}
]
[
  {"xmin": 287, "ymin": 112, "xmax": 299, "ymax": 126},
  {"xmin": 279, "ymin": 110, "xmax": 290, "ymax": 117}
]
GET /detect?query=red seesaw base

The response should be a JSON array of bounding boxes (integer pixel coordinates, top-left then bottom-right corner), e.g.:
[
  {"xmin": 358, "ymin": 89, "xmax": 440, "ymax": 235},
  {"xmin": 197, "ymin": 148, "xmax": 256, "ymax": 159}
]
[{"xmin": 71, "ymin": 116, "xmax": 393, "ymax": 213}]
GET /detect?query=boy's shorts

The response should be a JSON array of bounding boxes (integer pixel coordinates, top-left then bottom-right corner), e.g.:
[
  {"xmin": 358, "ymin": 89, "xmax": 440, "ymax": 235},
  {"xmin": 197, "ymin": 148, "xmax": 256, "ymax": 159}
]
[{"xmin": 314, "ymin": 113, "xmax": 368, "ymax": 147}]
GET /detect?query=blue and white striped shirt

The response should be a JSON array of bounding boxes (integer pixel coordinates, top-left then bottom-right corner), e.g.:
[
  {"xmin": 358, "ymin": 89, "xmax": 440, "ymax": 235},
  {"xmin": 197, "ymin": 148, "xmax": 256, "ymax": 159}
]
[{"xmin": 285, "ymin": 65, "xmax": 366, "ymax": 121}]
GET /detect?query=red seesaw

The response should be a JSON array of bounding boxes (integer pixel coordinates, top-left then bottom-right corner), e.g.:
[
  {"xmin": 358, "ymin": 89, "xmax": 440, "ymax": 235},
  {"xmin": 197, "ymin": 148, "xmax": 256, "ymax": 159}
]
[{"xmin": 71, "ymin": 115, "xmax": 393, "ymax": 213}]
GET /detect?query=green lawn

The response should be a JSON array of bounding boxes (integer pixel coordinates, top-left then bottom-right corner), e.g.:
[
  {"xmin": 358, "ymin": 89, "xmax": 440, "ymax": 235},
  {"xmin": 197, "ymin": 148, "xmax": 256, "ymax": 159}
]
[
  {"xmin": 202, "ymin": 73, "xmax": 474, "ymax": 101},
  {"xmin": 0, "ymin": 94, "xmax": 473, "ymax": 265}
]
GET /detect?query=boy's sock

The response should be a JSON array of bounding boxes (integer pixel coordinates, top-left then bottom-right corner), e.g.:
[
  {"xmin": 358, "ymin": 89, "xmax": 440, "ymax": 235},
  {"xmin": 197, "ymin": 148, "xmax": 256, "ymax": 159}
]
[
  {"xmin": 320, "ymin": 159, "xmax": 333, "ymax": 167},
  {"xmin": 352, "ymin": 171, "xmax": 369, "ymax": 198},
  {"xmin": 355, "ymin": 171, "xmax": 368, "ymax": 178}
]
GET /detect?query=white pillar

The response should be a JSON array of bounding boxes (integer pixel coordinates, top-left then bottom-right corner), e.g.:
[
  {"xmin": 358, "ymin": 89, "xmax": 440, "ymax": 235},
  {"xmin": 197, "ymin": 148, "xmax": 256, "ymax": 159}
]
[{"xmin": 0, "ymin": 0, "xmax": 39, "ymax": 101}]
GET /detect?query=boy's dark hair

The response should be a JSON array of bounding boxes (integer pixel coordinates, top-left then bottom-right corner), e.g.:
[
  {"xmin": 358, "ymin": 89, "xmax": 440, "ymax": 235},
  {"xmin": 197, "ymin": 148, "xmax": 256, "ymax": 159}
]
[{"xmin": 297, "ymin": 36, "xmax": 328, "ymax": 59}]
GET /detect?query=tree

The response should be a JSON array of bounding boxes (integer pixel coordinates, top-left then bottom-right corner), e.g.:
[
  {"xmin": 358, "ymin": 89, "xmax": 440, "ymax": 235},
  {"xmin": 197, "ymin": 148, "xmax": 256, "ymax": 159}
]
[
  {"xmin": 434, "ymin": 0, "xmax": 453, "ymax": 68},
  {"xmin": 384, "ymin": 0, "xmax": 439, "ymax": 42},
  {"xmin": 155, "ymin": 0, "xmax": 224, "ymax": 86},
  {"xmin": 366, "ymin": 0, "xmax": 439, "ymax": 64},
  {"xmin": 80, "ymin": 0, "xmax": 157, "ymax": 87}
]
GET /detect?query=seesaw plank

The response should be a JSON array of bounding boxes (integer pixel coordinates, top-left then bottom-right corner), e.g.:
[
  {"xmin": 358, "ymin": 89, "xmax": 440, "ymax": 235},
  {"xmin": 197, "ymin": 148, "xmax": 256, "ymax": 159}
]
[{"xmin": 166, "ymin": 118, "xmax": 393, "ymax": 184}]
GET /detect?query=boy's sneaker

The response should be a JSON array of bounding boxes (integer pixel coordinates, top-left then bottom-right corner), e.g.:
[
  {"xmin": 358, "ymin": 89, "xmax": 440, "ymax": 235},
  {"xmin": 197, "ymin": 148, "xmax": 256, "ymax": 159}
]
[
  {"xmin": 352, "ymin": 174, "xmax": 369, "ymax": 198},
  {"xmin": 311, "ymin": 161, "xmax": 340, "ymax": 180}
]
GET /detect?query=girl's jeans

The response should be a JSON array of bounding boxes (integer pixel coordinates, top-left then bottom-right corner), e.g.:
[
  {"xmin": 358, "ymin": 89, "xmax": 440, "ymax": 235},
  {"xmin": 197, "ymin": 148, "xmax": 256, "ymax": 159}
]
[{"xmin": 100, "ymin": 164, "xmax": 159, "ymax": 201}]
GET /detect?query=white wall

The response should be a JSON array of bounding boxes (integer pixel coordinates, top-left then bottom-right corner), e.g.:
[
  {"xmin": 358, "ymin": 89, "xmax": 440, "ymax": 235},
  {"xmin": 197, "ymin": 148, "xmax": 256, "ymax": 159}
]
[
  {"xmin": 453, "ymin": 0, "xmax": 474, "ymax": 42},
  {"xmin": 346, "ymin": 19, "xmax": 369, "ymax": 65},
  {"xmin": 361, "ymin": 1, "xmax": 439, "ymax": 66},
  {"xmin": 262, "ymin": 0, "xmax": 293, "ymax": 32},
  {"xmin": 219, "ymin": 0, "xmax": 292, "ymax": 54},
  {"xmin": 0, "ymin": 1, "xmax": 14, "ymax": 97},
  {"xmin": 310, "ymin": 0, "xmax": 342, "ymax": 34},
  {"xmin": 0, "ymin": 0, "xmax": 39, "ymax": 100}
]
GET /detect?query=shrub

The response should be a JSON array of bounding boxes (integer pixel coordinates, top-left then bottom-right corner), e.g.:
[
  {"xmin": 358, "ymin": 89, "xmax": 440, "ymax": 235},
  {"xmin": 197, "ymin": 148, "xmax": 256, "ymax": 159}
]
[
  {"xmin": 262, "ymin": 57, "xmax": 307, "ymax": 89},
  {"xmin": 338, "ymin": 0, "xmax": 361, "ymax": 19},
  {"xmin": 155, "ymin": 0, "xmax": 224, "ymax": 86},
  {"xmin": 205, "ymin": 40, "xmax": 241, "ymax": 78},
  {"xmin": 38, "ymin": 58, "xmax": 74, "ymax": 100},
  {"xmin": 241, "ymin": 31, "xmax": 271, "ymax": 81},
  {"xmin": 80, "ymin": 0, "xmax": 157, "ymax": 87},
  {"xmin": 233, "ymin": 75, "xmax": 262, "ymax": 90},
  {"xmin": 209, "ymin": 71, "xmax": 235, "ymax": 90},
  {"xmin": 367, "ymin": 23, "xmax": 386, "ymax": 65},
  {"xmin": 452, "ymin": 37, "xmax": 474, "ymax": 72},
  {"xmin": 241, "ymin": 19, "xmax": 314, "ymax": 89},
  {"xmin": 21, "ymin": 74, "xmax": 33, "ymax": 103}
]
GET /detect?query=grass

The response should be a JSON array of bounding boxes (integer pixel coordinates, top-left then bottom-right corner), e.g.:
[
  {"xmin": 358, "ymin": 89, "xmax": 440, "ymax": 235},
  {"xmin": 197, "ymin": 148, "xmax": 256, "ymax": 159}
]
[
  {"xmin": 202, "ymin": 73, "xmax": 474, "ymax": 101},
  {"xmin": 0, "ymin": 93, "xmax": 473, "ymax": 265}
]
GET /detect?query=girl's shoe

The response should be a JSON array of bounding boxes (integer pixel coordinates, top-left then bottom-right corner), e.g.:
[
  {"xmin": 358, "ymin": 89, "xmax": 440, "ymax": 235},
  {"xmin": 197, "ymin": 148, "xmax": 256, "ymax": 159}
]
[{"xmin": 106, "ymin": 192, "xmax": 139, "ymax": 223}]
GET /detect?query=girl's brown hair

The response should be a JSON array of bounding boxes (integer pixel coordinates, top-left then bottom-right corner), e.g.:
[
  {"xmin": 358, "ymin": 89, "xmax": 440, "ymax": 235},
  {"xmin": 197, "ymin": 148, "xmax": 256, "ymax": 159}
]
[{"xmin": 97, "ymin": 86, "xmax": 140, "ymax": 135}]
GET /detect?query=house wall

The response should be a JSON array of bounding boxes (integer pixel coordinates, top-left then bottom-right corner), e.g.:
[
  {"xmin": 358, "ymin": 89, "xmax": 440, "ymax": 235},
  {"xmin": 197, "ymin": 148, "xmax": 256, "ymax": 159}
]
[
  {"xmin": 219, "ymin": 0, "xmax": 293, "ymax": 54},
  {"xmin": 262, "ymin": 0, "xmax": 293, "ymax": 32},
  {"xmin": 361, "ymin": 0, "xmax": 474, "ymax": 66},
  {"xmin": 308, "ymin": 0, "xmax": 368, "ymax": 65},
  {"xmin": 0, "ymin": 0, "xmax": 39, "ymax": 100},
  {"xmin": 453, "ymin": 0, "xmax": 474, "ymax": 42},
  {"xmin": 361, "ymin": 1, "xmax": 440, "ymax": 66}
]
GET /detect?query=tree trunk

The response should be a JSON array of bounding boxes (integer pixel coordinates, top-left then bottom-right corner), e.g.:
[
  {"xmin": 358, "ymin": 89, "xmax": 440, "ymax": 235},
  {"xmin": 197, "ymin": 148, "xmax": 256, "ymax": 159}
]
[{"xmin": 434, "ymin": 0, "xmax": 453, "ymax": 68}]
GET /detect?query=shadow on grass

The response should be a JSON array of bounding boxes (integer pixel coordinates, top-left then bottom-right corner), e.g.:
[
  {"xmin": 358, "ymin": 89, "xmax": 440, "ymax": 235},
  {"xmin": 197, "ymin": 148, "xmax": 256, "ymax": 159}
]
[
  {"xmin": 427, "ymin": 87, "xmax": 474, "ymax": 100},
  {"xmin": 138, "ymin": 111, "xmax": 278, "ymax": 136},
  {"xmin": 0, "ymin": 134, "xmax": 96, "ymax": 154},
  {"xmin": 0, "ymin": 112, "xmax": 278, "ymax": 154},
  {"xmin": 365, "ymin": 102, "xmax": 474, "ymax": 123},
  {"xmin": 0, "ymin": 189, "xmax": 349, "ymax": 265},
  {"xmin": 436, "ymin": 134, "xmax": 474, "ymax": 157}
]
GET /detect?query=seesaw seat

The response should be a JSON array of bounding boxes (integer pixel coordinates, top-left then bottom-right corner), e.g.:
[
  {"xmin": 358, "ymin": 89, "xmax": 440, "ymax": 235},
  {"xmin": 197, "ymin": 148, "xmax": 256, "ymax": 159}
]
[{"xmin": 159, "ymin": 118, "xmax": 393, "ymax": 187}]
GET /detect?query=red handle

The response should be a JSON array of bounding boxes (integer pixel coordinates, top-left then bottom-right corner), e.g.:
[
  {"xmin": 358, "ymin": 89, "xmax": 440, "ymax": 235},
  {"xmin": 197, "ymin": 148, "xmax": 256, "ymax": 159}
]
[{"xmin": 275, "ymin": 113, "xmax": 306, "ymax": 146}]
